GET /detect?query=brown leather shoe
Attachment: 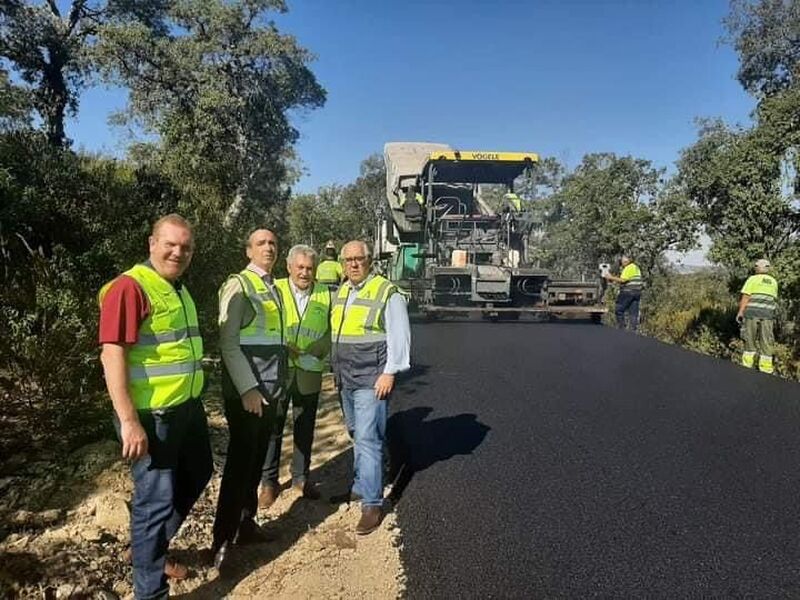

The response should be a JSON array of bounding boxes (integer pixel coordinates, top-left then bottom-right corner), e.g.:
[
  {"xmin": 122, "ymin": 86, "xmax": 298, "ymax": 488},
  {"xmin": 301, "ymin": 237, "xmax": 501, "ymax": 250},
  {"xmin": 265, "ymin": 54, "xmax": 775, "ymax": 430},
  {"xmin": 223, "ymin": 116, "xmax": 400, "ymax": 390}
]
[
  {"xmin": 258, "ymin": 482, "xmax": 281, "ymax": 510},
  {"xmin": 293, "ymin": 481, "xmax": 321, "ymax": 500},
  {"xmin": 355, "ymin": 506, "xmax": 384, "ymax": 536},
  {"xmin": 123, "ymin": 548, "xmax": 188, "ymax": 580}
]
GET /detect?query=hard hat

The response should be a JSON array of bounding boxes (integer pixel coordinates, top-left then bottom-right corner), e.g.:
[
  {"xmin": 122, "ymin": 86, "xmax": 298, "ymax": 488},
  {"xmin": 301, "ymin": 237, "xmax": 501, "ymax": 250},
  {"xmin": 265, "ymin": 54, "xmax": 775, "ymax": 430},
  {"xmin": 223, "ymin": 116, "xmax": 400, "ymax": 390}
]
[{"xmin": 755, "ymin": 258, "xmax": 771, "ymax": 269}]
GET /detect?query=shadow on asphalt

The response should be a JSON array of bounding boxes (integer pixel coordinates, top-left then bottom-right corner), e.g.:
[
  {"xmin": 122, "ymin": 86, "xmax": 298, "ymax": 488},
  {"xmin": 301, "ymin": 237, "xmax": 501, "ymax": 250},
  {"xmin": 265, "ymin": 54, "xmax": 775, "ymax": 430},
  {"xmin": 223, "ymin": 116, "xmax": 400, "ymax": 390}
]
[{"xmin": 387, "ymin": 406, "xmax": 490, "ymax": 505}]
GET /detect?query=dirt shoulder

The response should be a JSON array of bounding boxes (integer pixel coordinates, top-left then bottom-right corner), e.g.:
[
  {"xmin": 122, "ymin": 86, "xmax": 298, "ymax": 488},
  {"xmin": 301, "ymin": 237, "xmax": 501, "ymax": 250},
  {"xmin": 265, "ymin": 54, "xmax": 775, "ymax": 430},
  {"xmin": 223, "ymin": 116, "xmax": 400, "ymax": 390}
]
[{"xmin": 0, "ymin": 376, "xmax": 405, "ymax": 599}]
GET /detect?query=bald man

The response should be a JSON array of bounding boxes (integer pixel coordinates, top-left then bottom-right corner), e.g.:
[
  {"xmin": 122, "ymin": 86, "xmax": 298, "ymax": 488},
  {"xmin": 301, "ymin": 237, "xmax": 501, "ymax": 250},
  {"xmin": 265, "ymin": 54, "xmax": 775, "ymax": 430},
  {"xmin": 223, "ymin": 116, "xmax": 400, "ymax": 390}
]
[{"xmin": 211, "ymin": 228, "xmax": 287, "ymax": 574}]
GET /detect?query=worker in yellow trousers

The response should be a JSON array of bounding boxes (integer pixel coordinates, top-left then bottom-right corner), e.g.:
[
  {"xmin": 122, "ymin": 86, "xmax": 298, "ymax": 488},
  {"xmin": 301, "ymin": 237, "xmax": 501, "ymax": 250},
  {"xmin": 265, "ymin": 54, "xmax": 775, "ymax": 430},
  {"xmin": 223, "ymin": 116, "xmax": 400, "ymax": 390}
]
[{"xmin": 737, "ymin": 258, "xmax": 779, "ymax": 374}]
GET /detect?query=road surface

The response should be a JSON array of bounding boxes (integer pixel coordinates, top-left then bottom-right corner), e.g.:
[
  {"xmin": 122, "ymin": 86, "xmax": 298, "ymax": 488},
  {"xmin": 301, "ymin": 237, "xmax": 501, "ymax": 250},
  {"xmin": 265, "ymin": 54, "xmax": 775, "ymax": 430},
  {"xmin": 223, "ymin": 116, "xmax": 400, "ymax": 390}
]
[{"xmin": 389, "ymin": 321, "xmax": 800, "ymax": 598}]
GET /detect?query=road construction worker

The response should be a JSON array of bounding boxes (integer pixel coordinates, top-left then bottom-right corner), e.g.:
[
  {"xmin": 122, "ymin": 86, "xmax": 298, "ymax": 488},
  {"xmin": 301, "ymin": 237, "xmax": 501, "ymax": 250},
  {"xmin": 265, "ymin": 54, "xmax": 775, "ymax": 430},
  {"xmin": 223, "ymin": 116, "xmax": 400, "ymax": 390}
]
[
  {"xmin": 504, "ymin": 192, "xmax": 522, "ymax": 212},
  {"xmin": 603, "ymin": 255, "xmax": 644, "ymax": 331},
  {"xmin": 212, "ymin": 228, "xmax": 286, "ymax": 575},
  {"xmin": 260, "ymin": 245, "xmax": 331, "ymax": 505},
  {"xmin": 330, "ymin": 240, "xmax": 410, "ymax": 535},
  {"xmin": 397, "ymin": 188, "xmax": 425, "ymax": 207},
  {"xmin": 98, "ymin": 214, "xmax": 211, "ymax": 598},
  {"xmin": 737, "ymin": 258, "xmax": 778, "ymax": 374},
  {"xmin": 316, "ymin": 241, "xmax": 343, "ymax": 290}
]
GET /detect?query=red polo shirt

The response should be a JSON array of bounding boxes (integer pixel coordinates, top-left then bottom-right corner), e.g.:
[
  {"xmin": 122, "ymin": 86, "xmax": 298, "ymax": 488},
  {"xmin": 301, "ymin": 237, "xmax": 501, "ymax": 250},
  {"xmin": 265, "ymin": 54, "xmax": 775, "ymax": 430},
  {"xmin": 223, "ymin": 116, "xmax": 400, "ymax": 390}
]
[{"xmin": 98, "ymin": 275, "xmax": 150, "ymax": 345}]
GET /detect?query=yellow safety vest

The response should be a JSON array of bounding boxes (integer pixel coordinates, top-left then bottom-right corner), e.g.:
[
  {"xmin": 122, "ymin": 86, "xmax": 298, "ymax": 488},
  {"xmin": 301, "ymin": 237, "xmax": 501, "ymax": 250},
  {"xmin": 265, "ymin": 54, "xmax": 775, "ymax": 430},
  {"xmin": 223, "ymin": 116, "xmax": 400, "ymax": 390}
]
[
  {"xmin": 276, "ymin": 279, "xmax": 330, "ymax": 372},
  {"xmin": 316, "ymin": 259, "xmax": 343, "ymax": 285},
  {"xmin": 620, "ymin": 263, "xmax": 644, "ymax": 292},
  {"xmin": 741, "ymin": 274, "xmax": 778, "ymax": 319},
  {"xmin": 505, "ymin": 193, "xmax": 522, "ymax": 211},
  {"xmin": 99, "ymin": 263, "xmax": 204, "ymax": 411},
  {"xmin": 230, "ymin": 269, "xmax": 283, "ymax": 346},
  {"xmin": 331, "ymin": 274, "xmax": 396, "ymax": 344}
]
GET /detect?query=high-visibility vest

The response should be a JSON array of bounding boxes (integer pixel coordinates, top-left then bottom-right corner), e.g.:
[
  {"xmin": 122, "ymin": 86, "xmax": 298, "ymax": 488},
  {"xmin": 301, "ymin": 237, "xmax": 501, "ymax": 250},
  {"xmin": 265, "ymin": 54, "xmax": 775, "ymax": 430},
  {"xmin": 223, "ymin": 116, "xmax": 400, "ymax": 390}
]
[
  {"xmin": 99, "ymin": 263, "xmax": 204, "ymax": 411},
  {"xmin": 229, "ymin": 269, "xmax": 283, "ymax": 347},
  {"xmin": 741, "ymin": 274, "xmax": 778, "ymax": 319},
  {"xmin": 276, "ymin": 279, "xmax": 330, "ymax": 372},
  {"xmin": 505, "ymin": 193, "xmax": 522, "ymax": 211},
  {"xmin": 331, "ymin": 274, "xmax": 396, "ymax": 343},
  {"xmin": 316, "ymin": 259, "xmax": 343, "ymax": 285},
  {"xmin": 620, "ymin": 263, "xmax": 644, "ymax": 293},
  {"xmin": 331, "ymin": 274, "xmax": 397, "ymax": 388},
  {"xmin": 399, "ymin": 191, "xmax": 425, "ymax": 206}
]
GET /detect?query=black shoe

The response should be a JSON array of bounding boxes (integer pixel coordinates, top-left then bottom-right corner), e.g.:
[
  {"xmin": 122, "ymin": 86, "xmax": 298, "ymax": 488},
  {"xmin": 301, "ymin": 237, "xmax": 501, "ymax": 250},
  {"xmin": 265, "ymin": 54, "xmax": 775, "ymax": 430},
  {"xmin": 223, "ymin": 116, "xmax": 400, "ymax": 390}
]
[
  {"xmin": 213, "ymin": 541, "xmax": 233, "ymax": 578},
  {"xmin": 293, "ymin": 480, "xmax": 322, "ymax": 500},
  {"xmin": 235, "ymin": 519, "xmax": 272, "ymax": 545}
]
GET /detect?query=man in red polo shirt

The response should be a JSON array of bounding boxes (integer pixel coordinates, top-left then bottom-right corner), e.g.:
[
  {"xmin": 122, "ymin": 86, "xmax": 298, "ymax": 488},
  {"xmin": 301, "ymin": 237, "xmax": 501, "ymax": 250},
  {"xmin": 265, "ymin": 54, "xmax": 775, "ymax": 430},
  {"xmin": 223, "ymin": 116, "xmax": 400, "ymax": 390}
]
[{"xmin": 99, "ymin": 214, "xmax": 212, "ymax": 599}]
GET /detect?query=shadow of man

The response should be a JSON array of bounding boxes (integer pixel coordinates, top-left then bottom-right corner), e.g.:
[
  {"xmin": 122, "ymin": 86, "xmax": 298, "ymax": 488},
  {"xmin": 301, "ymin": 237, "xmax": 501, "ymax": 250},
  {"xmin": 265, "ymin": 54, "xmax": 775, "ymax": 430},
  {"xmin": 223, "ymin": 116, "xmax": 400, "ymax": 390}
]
[
  {"xmin": 170, "ymin": 448, "xmax": 353, "ymax": 599},
  {"xmin": 386, "ymin": 406, "xmax": 490, "ymax": 504}
]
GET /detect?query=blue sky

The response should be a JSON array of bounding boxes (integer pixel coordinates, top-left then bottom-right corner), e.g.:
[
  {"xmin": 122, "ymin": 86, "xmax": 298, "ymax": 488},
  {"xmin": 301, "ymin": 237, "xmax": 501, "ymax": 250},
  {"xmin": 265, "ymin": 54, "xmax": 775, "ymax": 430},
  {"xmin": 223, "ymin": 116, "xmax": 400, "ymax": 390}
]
[{"xmin": 68, "ymin": 0, "xmax": 754, "ymax": 194}]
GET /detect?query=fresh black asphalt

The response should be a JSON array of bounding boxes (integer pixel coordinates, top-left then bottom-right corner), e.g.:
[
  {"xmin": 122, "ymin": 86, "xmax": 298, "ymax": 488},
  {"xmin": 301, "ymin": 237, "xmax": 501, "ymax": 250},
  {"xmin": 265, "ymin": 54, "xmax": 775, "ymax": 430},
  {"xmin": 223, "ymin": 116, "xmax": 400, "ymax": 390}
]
[{"xmin": 387, "ymin": 321, "xmax": 800, "ymax": 598}]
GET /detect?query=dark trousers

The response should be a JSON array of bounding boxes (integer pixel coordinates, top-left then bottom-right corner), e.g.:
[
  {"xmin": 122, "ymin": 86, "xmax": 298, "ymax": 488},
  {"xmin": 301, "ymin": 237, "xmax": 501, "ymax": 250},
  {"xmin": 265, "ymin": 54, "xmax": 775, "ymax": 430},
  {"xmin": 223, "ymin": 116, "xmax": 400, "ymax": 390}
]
[
  {"xmin": 212, "ymin": 389, "xmax": 276, "ymax": 550},
  {"xmin": 262, "ymin": 381, "xmax": 320, "ymax": 487},
  {"xmin": 120, "ymin": 398, "xmax": 212, "ymax": 600},
  {"xmin": 615, "ymin": 291, "xmax": 641, "ymax": 331}
]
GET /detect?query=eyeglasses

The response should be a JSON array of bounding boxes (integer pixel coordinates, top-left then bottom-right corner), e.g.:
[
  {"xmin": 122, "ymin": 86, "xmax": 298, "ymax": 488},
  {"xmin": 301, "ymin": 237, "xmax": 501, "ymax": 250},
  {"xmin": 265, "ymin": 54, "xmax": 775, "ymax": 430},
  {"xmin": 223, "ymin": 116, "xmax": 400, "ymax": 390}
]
[{"xmin": 343, "ymin": 256, "xmax": 367, "ymax": 264}]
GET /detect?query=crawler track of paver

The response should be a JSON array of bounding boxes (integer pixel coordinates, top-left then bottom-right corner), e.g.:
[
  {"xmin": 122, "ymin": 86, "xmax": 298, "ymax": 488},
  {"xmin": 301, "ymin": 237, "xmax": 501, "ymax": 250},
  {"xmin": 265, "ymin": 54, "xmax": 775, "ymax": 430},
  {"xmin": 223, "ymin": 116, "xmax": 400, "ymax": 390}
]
[{"xmin": 389, "ymin": 321, "xmax": 800, "ymax": 598}]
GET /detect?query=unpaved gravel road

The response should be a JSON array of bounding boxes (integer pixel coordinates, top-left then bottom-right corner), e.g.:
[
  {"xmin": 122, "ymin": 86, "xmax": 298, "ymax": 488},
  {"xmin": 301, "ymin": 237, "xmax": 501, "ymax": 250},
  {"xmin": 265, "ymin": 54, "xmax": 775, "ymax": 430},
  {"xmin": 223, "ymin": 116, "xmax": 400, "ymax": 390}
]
[{"xmin": 0, "ymin": 376, "xmax": 404, "ymax": 599}]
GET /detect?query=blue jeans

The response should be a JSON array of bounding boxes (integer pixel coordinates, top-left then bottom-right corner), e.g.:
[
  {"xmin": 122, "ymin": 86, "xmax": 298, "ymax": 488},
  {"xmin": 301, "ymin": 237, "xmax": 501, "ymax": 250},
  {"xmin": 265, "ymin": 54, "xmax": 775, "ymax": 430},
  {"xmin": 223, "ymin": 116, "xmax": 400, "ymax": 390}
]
[
  {"xmin": 119, "ymin": 399, "xmax": 213, "ymax": 600},
  {"xmin": 340, "ymin": 388, "xmax": 388, "ymax": 507},
  {"xmin": 615, "ymin": 291, "xmax": 641, "ymax": 331}
]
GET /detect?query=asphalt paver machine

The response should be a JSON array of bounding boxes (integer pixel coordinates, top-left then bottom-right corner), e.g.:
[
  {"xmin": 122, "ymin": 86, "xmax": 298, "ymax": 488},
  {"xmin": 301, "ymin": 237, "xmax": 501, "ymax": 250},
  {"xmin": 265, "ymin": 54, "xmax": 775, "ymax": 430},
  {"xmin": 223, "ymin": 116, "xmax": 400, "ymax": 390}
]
[{"xmin": 377, "ymin": 142, "xmax": 605, "ymax": 319}]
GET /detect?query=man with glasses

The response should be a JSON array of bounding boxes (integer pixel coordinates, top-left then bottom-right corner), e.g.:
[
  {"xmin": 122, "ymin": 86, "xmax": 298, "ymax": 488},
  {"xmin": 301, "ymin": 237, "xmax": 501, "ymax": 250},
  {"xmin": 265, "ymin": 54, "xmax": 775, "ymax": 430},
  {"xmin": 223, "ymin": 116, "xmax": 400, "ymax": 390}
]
[{"xmin": 330, "ymin": 241, "xmax": 410, "ymax": 535}]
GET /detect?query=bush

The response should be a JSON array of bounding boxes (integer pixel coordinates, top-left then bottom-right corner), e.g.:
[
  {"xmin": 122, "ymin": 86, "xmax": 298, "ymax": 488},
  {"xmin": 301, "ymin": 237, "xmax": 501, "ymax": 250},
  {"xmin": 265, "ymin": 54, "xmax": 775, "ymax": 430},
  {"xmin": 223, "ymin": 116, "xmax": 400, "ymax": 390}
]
[{"xmin": 638, "ymin": 269, "xmax": 800, "ymax": 379}]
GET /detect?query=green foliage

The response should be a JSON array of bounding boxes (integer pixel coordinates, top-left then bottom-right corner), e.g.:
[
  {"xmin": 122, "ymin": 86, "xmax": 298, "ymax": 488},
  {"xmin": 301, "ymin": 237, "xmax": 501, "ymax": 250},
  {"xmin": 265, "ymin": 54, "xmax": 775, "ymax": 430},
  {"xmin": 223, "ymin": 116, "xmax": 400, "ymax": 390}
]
[
  {"xmin": 285, "ymin": 153, "xmax": 386, "ymax": 252},
  {"xmin": 724, "ymin": 0, "xmax": 800, "ymax": 97},
  {"xmin": 0, "ymin": 0, "xmax": 157, "ymax": 146},
  {"xmin": 0, "ymin": 131, "xmax": 185, "ymax": 451},
  {"xmin": 641, "ymin": 270, "xmax": 738, "ymax": 348},
  {"xmin": 539, "ymin": 153, "xmax": 697, "ymax": 278},
  {"xmin": 95, "ymin": 0, "xmax": 325, "ymax": 214}
]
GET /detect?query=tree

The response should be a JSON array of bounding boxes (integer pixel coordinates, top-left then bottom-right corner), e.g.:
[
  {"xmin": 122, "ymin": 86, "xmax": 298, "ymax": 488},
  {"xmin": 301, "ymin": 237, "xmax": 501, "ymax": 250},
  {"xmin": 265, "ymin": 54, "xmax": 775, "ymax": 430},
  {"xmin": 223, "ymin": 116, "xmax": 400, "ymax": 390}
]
[
  {"xmin": 337, "ymin": 153, "xmax": 386, "ymax": 243},
  {"xmin": 724, "ymin": 0, "xmax": 800, "ymax": 97},
  {"xmin": 677, "ymin": 115, "xmax": 800, "ymax": 274},
  {"xmin": 96, "ymin": 0, "xmax": 326, "ymax": 225},
  {"xmin": 0, "ymin": 0, "xmax": 172, "ymax": 146},
  {"xmin": 542, "ymin": 153, "xmax": 697, "ymax": 277},
  {"xmin": 0, "ymin": 67, "xmax": 32, "ymax": 131}
]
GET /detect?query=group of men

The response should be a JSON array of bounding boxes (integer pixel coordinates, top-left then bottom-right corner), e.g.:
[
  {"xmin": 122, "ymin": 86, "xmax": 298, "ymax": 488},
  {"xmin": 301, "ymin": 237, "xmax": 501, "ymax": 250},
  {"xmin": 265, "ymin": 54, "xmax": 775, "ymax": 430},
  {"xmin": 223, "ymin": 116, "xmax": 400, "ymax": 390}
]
[
  {"xmin": 98, "ymin": 214, "xmax": 410, "ymax": 600},
  {"xmin": 604, "ymin": 255, "xmax": 779, "ymax": 375}
]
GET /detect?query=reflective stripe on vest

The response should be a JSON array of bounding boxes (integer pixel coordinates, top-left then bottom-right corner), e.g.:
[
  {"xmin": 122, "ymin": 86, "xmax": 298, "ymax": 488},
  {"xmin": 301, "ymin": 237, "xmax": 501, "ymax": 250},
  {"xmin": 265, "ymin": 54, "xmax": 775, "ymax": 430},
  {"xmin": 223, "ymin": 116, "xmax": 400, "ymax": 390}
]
[
  {"xmin": 233, "ymin": 270, "xmax": 283, "ymax": 347},
  {"xmin": 98, "ymin": 263, "xmax": 204, "ymax": 411},
  {"xmin": 742, "ymin": 274, "xmax": 778, "ymax": 319},
  {"xmin": 331, "ymin": 275, "xmax": 396, "ymax": 344},
  {"xmin": 620, "ymin": 263, "xmax": 643, "ymax": 292},
  {"xmin": 276, "ymin": 279, "xmax": 330, "ymax": 372}
]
